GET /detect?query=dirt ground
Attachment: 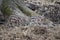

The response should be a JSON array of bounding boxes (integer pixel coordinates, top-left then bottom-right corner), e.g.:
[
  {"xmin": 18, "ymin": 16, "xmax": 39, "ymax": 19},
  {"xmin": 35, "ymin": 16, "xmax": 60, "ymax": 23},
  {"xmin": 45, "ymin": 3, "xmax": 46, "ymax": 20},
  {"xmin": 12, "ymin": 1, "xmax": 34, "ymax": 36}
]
[{"xmin": 0, "ymin": 24, "xmax": 60, "ymax": 40}]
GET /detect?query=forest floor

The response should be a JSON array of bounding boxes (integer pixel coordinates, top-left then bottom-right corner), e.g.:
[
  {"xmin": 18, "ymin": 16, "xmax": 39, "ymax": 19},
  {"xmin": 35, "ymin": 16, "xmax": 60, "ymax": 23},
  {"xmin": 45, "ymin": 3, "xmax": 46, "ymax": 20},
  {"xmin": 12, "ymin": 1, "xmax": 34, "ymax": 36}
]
[{"xmin": 0, "ymin": 24, "xmax": 60, "ymax": 40}]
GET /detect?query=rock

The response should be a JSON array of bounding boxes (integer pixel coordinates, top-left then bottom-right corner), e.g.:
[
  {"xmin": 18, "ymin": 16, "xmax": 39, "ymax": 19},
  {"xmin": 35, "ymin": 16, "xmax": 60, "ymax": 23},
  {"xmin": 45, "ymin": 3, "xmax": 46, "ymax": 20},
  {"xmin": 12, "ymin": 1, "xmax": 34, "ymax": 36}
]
[
  {"xmin": 29, "ymin": 16, "xmax": 53, "ymax": 27},
  {"xmin": 26, "ymin": 3, "xmax": 40, "ymax": 11},
  {"xmin": 5, "ymin": 15, "xmax": 28, "ymax": 28},
  {"xmin": 36, "ymin": 4, "xmax": 60, "ymax": 24}
]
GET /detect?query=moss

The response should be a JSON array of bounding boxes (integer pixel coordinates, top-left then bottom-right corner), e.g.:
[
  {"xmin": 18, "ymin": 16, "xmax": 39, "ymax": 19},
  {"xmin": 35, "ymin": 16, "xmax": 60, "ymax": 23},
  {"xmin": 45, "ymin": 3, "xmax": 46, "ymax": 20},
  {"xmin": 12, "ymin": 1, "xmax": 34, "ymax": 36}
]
[
  {"xmin": 46, "ymin": 0, "xmax": 54, "ymax": 2},
  {"xmin": 1, "ymin": 0, "xmax": 12, "ymax": 16},
  {"xmin": 15, "ymin": 3, "xmax": 31, "ymax": 16},
  {"xmin": 50, "ymin": 0, "xmax": 54, "ymax": 2},
  {"xmin": 1, "ymin": 0, "xmax": 31, "ymax": 16}
]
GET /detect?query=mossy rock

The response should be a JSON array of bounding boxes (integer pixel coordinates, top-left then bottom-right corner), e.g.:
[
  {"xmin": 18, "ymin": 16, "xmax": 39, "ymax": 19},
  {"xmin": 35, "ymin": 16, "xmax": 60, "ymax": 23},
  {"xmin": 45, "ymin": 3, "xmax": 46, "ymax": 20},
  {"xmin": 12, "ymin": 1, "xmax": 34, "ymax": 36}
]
[
  {"xmin": 1, "ymin": 0, "xmax": 12, "ymax": 16},
  {"xmin": 15, "ymin": 3, "xmax": 31, "ymax": 17}
]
